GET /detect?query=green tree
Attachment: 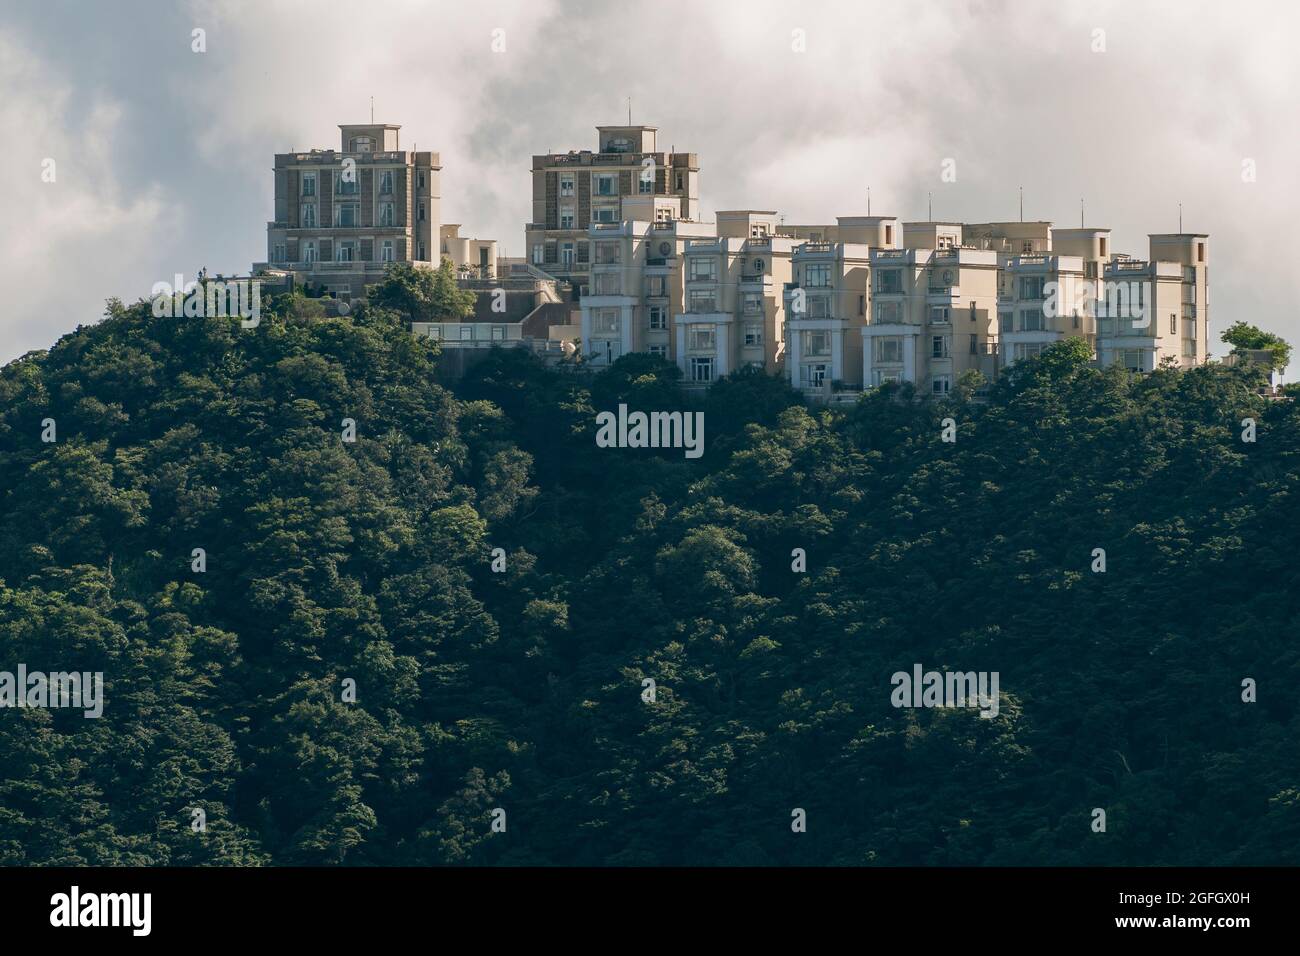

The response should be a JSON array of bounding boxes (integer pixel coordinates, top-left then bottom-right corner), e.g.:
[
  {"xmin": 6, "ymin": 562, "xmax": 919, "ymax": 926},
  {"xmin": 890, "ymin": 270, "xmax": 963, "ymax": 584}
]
[{"xmin": 1221, "ymin": 320, "xmax": 1291, "ymax": 371}]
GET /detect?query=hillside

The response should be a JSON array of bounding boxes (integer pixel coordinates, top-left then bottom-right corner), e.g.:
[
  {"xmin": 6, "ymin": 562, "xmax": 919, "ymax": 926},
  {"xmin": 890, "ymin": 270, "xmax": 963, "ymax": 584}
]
[{"xmin": 1, "ymin": 293, "xmax": 1297, "ymax": 865}]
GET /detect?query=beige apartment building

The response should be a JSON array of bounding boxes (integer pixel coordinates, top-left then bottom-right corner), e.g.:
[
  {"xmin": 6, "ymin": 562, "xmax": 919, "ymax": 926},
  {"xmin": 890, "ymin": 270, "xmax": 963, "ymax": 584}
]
[
  {"xmin": 258, "ymin": 124, "xmax": 440, "ymax": 299},
  {"xmin": 783, "ymin": 217, "xmax": 887, "ymax": 391},
  {"xmin": 528, "ymin": 126, "xmax": 700, "ymax": 288},
  {"xmin": 580, "ymin": 210, "xmax": 800, "ymax": 382},
  {"xmin": 1099, "ymin": 234, "xmax": 1209, "ymax": 371},
  {"xmin": 991, "ymin": 227, "xmax": 1111, "ymax": 366},
  {"xmin": 858, "ymin": 222, "xmax": 1001, "ymax": 397}
]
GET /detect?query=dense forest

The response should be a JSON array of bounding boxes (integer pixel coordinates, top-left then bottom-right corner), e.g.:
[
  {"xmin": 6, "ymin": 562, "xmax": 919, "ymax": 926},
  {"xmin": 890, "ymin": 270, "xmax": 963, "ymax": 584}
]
[{"xmin": 1, "ymin": 293, "xmax": 1297, "ymax": 866}]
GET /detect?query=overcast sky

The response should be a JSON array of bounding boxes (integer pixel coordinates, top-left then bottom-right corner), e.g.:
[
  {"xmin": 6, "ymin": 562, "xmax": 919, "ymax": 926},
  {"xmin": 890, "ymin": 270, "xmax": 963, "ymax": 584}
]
[{"xmin": 3, "ymin": 0, "xmax": 1297, "ymax": 365}]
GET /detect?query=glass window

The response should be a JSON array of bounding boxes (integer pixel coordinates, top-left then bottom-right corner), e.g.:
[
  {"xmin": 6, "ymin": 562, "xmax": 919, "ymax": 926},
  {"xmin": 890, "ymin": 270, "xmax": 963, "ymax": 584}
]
[
  {"xmin": 688, "ymin": 327, "xmax": 716, "ymax": 351},
  {"xmin": 301, "ymin": 172, "xmax": 316, "ymax": 197}
]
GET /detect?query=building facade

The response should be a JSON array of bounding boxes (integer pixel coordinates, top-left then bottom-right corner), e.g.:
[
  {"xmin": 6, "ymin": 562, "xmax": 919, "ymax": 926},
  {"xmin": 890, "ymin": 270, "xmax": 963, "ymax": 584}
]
[
  {"xmin": 259, "ymin": 124, "xmax": 440, "ymax": 300},
  {"xmin": 528, "ymin": 126, "xmax": 700, "ymax": 289}
]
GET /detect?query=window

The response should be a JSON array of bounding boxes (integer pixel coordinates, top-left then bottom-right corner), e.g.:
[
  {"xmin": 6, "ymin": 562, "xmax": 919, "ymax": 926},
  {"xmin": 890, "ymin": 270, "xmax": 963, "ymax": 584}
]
[
  {"xmin": 873, "ymin": 369, "xmax": 901, "ymax": 386},
  {"xmin": 491, "ymin": 326, "xmax": 506, "ymax": 341},
  {"xmin": 675, "ymin": 173, "xmax": 683, "ymax": 190},
  {"xmin": 1085, "ymin": 261, "xmax": 1098, "ymax": 279},
  {"xmin": 803, "ymin": 330, "xmax": 830, "ymax": 355},
  {"xmin": 1019, "ymin": 309, "xmax": 1044, "ymax": 332},
  {"xmin": 592, "ymin": 271, "xmax": 618, "ymax": 294},
  {"xmin": 595, "ymin": 173, "xmax": 617, "ymax": 196},
  {"xmin": 688, "ymin": 290, "xmax": 716, "ymax": 313},
  {"xmin": 417, "ymin": 242, "xmax": 426, "ymax": 260},
  {"xmin": 969, "ymin": 334, "xmax": 978, "ymax": 354},
  {"xmin": 1169, "ymin": 313, "xmax": 1177, "ymax": 334},
  {"xmin": 335, "ymin": 241, "xmax": 354, "ymax": 262},
  {"xmin": 874, "ymin": 337, "xmax": 902, "ymax": 363},
  {"xmin": 418, "ymin": 171, "xmax": 426, "ymax": 190},
  {"xmin": 303, "ymin": 241, "xmax": 317, "ymax": 264},
  {"xmin": 648, "ymin": 306, "xmax": 667, "ymax": 330},
  {"xmin": 1197, "ymin": 242, "xmax": 1205, "ymax": 263},
  {"xmin": 807, "ymin": 363, "xmax": 828, "ymax": 388},
  {"xmin": 1100, "ymin": 237, "xmax": 1108, "ymax": 257},
  {"xmin": 884, "ymin": 224, "xmax": 894, "ymax": 245},
  {"xmin": 743, "ymin": 292, "xmax": 763, "ymax": 314},
  {"xmin": 532, "ymin": 244, "xmax": 544, "ymax": 265},
  {"xmin": 301, "ymin": 172, "xmax": 317, "ymax": 197},
  {"xmin": 561, "ymin": 243, "xmax": 576, "ymax": 267},
  {"xmin": 638, "ymin": 176, "xmax": 653, "ymax": 194},
  {"xmin": 875, "ymin": 301, "xmax": 902, "ymax": 324},
  {"xmin": 744, "ymin": 323, "xmax": 763, "ymax": 346},
  {"xmin": 689, "ymin": 257, "xmax": 717, "ymax": 281},
  {"xmin": 648, "ymin": 344, "xmax": 668, "ymax": 358},
  {"xmin": 877, "ymin": 270, "xmax": 903, "ymax": 294},
  {"xmin": 806, "ymin": 296, "xmax": 829, "ymax": 318},
  {"xmin": 595, "ymin": 242, "xmax": 620, "ymax": 265},
  {"xmin": 805, "ymin": 264, "xmax": 831, "ymax": 287},
  {"xmin": 859, "ymin": 295, "xmax": 867, "ymax": 316},
  {"xmin": 334, "ymin": 203, "xmax": 359, "ymax": 227},
  {"xmin": 932, "ymin": 375, "xmax": 951, "ymax": 395},
  {"xmin": 690, "ymin": 357, "xmax": 715, "ymax": 383},
  {"xmin": 560, "ymin": 175, "xmax": 575, "ymax": 197},
  {"xmin": 460, "ymin": 325, "xmax": 474, "ymax": 341},
  {"xmin": 1021, "ymin": 240, "xmax": 1034, "ymax": 253},
  {"xmin": 647, "ymin": 276, "xmax": 667, "ymax": 297},
  {"xmin": 999, "ymin": 312, "xmax": 1013, "ymax": 333},
  {"xmin": 301, "ymin": 203, "xmax": 317, "ymax": 228},
  {"xmin": 931, "ymin": 335, "xmax": 950, "ymax": 358},
  {"xmin": 378, "ymin": 170, "xmax": 394, "ymax": 194},
  {"xmin": 930, "ymin": 306, "xmax": 951, "ymax": 325},
  {"xmin": 1072, "ymin": 313, "xmax": 1080, "ymax": 329},
  {"xmin": 593, "ymin": 206, "xmax": 618, "ymax": 223},
  {"xmin": 937, "ymin": 234, "xmax": 955, "ymax": 250},
  {"xmin": 427, "ymin": 326, "xmax": 442, "ymax": 340},
  {"xmin": 380, "ymin": 239, "xmax": 394, "ymax": 263},
  {"xmin": 1122, "ymin": 349, "xmax": 1144, "ymax": 371},
  {"xmin": 349, "ymin": 136, "xmax": 373, "ymax": 153},
  {"xmin": 688, "ymin": 327, "xmax": 716, "ymax": 351},
  {"xmin": 560, "ymin": 208, "xmax": 575, "ymax": 229},
  {"xmin": 418, "ymin": 202, "xmax": 426, "ymax": 222},
  {"xmin": 273, "ymin": 242, "xmax": 286, "ymax": 263},
  {"xmin": 379, "ymin": 202, "xmax": 395, "ymax": 227},
  {"xmin": 594, "ymin": 309, "xmax": 619, "ymax": 333},
  {"xmin": 335, "ymin": 171, "xmax": 359, "ymax": 195},
  {"xmin": 1019, "ymin": 276, "xmax": 1046, "ymax": 299}
]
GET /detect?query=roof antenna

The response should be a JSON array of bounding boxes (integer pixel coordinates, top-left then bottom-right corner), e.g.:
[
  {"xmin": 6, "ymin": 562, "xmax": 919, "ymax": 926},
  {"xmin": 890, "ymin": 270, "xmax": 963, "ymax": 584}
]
[
  {"xmin": 370, "ymin": 97, "xmax": 374, "ymax": 123},
  {"xmin": 1019, "ymin": 186, "xmax": 1023, "ymax": 223},
  {"xmin": 867, "ymin": 186, "xmax": 871, "ymax": 216},
  {"xmin": 928, "ymin": 191, "xmax": 932, "ymax": 220},
  {"xmin": 628, "ymin": 97, "xmax": 632, "ymax": 125},
  {"xmin": 1178, "ymin": 202, "xmax": 1183, "ymax": 233},
  {"xmin": 1081, "ymin": 198, "xmax": 1084, "ymax": 228}
]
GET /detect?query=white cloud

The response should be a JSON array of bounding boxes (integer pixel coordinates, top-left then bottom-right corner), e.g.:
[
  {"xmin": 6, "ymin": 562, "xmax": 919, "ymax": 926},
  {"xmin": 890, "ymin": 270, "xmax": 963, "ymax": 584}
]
[
  {"xmin": 0, "ymin": 31, "xmax": 166, "ymax": 360},
  {"xmin": 3, "ymin": 0, "xmax": 1299, "ymax": 363}
]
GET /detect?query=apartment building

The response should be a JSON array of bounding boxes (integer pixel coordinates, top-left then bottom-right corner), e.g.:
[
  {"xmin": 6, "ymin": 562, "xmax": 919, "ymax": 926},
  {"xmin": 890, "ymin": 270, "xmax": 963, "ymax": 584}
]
[
  {"xmin": 675, "ymin": 211, "xmax": 796, "ymax": 384},
  {"xmin": 527, "ymin": 126, "xmax": 700, "ymax": 288},
  {"xmin": 784, "ymin": 217, "xmax": 891, "ymax": 391},
  {"xmin": 1098, "ymin": 234, "xmax": 1209, "ymax": 371},
  {"xmin": 857, "ymin": 222, "xmax": 1000, "ymax": 397},
  {"xmin": 258, "ymin": 124, "xmax": 440, "ymax": 299},
  {"xmin": 992, "ymin": 228, "xmax": 1110, "ymax": 365}
]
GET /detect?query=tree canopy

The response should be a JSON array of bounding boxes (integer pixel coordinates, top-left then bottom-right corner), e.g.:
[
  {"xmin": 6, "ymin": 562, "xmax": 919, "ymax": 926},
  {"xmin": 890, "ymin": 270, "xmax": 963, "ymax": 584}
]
[{"xmin": 1, "ymin": 300, "xmax": 1297, "ymax": 865}]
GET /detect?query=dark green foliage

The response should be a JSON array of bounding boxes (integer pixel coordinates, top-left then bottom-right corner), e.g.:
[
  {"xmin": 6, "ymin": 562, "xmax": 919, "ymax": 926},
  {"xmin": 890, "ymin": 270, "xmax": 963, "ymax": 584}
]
[{"xmin": 1, "ymin": 304, "xmax": 1297, "ymax": 866}]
